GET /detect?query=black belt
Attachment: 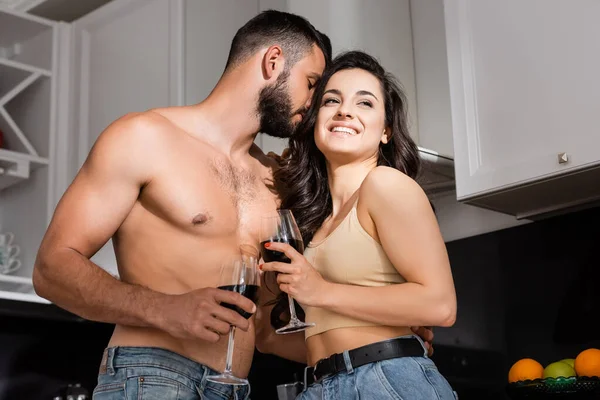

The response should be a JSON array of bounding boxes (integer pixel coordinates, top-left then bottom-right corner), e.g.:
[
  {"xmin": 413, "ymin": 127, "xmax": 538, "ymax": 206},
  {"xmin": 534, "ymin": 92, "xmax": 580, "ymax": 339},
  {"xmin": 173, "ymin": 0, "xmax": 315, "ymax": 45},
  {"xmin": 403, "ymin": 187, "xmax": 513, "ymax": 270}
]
[{"xmin": 304, "ymin": 337, "xmax": 425, "ymax": 386}]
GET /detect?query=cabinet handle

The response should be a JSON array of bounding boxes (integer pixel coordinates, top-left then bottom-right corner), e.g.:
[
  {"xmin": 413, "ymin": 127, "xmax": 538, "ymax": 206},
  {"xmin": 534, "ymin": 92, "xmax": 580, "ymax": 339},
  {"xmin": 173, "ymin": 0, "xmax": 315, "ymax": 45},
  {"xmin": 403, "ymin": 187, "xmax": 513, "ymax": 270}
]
[{"xmin": 558, "ymin": 152, "xmax": 569, "ymax": 164}]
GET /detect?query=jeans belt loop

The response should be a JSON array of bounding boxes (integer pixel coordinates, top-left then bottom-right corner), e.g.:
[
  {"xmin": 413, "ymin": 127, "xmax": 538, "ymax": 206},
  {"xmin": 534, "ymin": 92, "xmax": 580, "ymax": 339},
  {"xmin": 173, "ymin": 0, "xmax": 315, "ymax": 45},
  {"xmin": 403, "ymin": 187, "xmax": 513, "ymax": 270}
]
[
  {"xmin": 106, "ymin": 347, "xmax": 116, "ymax": 376},
  {"xmin": 342, "ymin": 350, "xmax": 354, "ymax": 374}
]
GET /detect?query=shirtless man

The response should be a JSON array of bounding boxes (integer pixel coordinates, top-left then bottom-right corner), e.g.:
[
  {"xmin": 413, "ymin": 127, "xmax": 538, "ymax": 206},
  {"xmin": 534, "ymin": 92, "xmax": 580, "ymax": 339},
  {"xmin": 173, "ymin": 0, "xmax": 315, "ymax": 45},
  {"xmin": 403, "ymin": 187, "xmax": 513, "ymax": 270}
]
[
  {"xmin": 33, "ymin": 9, "xmax": 432, "ymax": 399},
  {"xmin": 33, "ymin": 10, "xmax": 329, "ymax": 399}
]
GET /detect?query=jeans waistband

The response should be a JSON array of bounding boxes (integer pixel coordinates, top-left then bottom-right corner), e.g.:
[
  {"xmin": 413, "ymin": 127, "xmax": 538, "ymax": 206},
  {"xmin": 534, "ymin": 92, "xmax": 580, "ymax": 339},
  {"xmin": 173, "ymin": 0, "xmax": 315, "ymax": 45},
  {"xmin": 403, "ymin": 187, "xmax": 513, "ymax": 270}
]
[
  {"xmin": 100, "ymin": 346, "xmax": 210, "ymax": 382},
  {"xmin": 304, "ymin": 335, "xmax": 428, "ymax": 387}
]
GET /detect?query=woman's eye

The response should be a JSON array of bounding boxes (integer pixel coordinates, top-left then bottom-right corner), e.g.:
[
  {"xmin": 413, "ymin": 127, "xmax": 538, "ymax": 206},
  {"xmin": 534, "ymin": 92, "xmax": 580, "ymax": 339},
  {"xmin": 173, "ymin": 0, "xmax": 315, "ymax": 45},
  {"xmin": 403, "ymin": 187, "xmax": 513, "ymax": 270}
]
[
  {"xmin": 359, "ymin": 100, "xmax": 373, "ymax": 107},
  {"xmin": 323, "ymin": 98, "xmax": 339, "ymax": 105}
]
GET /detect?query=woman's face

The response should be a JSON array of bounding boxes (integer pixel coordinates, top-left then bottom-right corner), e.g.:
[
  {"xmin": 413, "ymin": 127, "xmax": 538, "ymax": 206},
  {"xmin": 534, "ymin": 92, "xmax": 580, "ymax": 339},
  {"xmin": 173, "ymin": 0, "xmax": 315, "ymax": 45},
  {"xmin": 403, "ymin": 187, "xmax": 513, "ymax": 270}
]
[{"xmin": 314, "ymin": 68, "xmax": 389, "ymax": 165}]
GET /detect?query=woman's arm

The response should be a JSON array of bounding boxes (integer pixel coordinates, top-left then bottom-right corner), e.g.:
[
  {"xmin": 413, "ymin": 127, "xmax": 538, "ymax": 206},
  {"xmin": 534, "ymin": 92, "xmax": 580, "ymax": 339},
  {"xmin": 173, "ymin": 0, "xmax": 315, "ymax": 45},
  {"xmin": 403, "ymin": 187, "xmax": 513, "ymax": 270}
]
[
  {"xmin": 262, "ymin": 167, "xmax": 457, "ymax": 328},
  {"xmin": 319, "ymin": 167, "xmax": 456, "ymax": 327}
]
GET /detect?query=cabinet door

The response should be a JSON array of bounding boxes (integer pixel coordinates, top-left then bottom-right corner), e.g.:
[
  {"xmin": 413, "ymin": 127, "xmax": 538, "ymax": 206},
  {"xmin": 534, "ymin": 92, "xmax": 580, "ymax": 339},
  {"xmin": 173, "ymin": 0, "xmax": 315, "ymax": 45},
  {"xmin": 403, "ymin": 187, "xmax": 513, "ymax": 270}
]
[
  {"xmin": 69, "ymin": 0, "xmax": 183, "ymax": 274},
  {"xmin": 445, "ymin": 0, "xmax": 600, "ymax": 200}
]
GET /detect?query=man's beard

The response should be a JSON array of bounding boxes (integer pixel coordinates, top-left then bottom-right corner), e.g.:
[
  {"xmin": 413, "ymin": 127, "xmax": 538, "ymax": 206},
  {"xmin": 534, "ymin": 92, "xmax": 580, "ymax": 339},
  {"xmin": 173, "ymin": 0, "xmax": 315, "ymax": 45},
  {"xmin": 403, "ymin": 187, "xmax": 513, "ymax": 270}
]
[{"xmin": 257, "ymin": 70, "xmax": 305, "ymax": 139}]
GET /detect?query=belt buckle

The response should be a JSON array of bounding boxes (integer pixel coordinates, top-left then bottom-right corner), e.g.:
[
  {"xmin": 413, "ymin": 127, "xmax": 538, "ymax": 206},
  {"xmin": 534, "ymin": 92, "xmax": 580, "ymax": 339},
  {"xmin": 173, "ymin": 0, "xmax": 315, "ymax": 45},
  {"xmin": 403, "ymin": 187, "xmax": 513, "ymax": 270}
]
[
  {"xmin": 304, "ymin": 366, "xmax": 317, "ymax": 387},
  {"xmin": 313, "ymin": 358, "xmax": 332, "ymax": 382}
]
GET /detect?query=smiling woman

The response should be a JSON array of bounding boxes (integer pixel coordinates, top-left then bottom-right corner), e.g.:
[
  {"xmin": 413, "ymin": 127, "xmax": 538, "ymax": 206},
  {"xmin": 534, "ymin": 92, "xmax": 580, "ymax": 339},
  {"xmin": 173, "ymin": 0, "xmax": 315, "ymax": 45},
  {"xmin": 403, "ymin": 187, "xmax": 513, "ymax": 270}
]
[
  {"xmin": 278, "ymin": 51, "xmax": 421, "ymax": 245},
  {"xmin": 315, "ymin": 69, "xmax": 391, "ymax": 164},
  {"xmin": 259, "ymin": 51, "xmax": 458, "ymax": 400}
]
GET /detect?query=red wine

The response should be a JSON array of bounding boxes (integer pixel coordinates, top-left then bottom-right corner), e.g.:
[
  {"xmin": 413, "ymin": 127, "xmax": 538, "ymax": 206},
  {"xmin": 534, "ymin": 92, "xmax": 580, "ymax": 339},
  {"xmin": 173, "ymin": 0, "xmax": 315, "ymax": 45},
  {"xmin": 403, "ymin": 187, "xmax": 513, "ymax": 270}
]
[
  {"xmin": 260, "ymin": 238, "xmax": 304, "ymax": 263},
  {"xmin": 218, "ymin": 284, "xmax": 259, "ymax": 319}
]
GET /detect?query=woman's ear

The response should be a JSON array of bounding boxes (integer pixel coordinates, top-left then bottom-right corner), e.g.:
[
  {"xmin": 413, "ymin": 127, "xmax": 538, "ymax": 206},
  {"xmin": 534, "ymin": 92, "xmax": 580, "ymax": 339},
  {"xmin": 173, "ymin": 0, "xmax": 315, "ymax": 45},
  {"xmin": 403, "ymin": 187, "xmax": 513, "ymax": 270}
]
[{"xmin": 380, "ymin": 127, "xmax": 391, "ymax": 144}]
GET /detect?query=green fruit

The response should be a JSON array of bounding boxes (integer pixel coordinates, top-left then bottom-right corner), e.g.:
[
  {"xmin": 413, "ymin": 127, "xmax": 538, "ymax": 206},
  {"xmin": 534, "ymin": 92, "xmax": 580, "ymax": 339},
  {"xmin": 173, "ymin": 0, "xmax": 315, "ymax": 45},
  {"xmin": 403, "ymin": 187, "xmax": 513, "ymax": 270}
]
[
  {"xmin": 543, "ymin": 361, "xmax": 576, "ymax": 379},
  {"xmin": 560, "ymin": 358, "xmax": 575, "ymax": 369}
]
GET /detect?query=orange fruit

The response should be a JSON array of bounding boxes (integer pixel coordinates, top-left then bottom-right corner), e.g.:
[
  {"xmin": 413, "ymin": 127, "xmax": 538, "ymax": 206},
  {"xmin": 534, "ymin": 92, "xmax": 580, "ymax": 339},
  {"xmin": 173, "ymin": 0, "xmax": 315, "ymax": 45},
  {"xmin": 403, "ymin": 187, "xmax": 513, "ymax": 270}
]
[
  {"xmin": 508, "ymin": 358, "xmax": 544, "ymax": 383},
  {"xmin": 574, "ymin": 348, "xmax": 600, "ymax": 377}
]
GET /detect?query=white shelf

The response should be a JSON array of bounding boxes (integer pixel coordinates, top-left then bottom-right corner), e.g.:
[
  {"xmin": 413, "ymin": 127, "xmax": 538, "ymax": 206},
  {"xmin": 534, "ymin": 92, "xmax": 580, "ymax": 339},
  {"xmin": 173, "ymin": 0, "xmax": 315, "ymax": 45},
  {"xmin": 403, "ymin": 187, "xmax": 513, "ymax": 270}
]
[
  {"xmin": 0, "ymin": 148, "xmax": 48, "ymax": 165},
  {"xmin": 0, "ymin": 61, "xmax": 30, "ymax": 99},
  {"xmin": 0, "ymin": 151, "xmax": 30, "ymax": 189},
  {"xmin": 0, "ymin": 266, "xmax": 50, "ymax": 304},
  {"xmin": 0, "ymin": 0, "xmax": 47, "ymax": 12},
  {"xmin": 0, "ymin": 6, "xmax": 54, "ymax": 71},
  {"xmin": 4, "ymin": 75, "xmax": 52, "ymax": 156},
  {"xmin": 0, "ymin": 149, "xmax": 48, "ymax": 190},
  {"xmin": 0, "ymin": 57, "xmax": 51, "ymax": 76},
  {"xmin": 0, "ymin": 71, "xmax": 42, "ymax": 107},
  {"xmin": 0, "ymin": 55, "xmax": 52, "ymax": 191},
  {"xmin": 0, "ymin": 108, "xmax": 36, "ymax": 156},
  {"xmin": 0, "ymin": 290, "xmax": 49, "ymax": 303},
  {"xmin": 0, "ymin": 6, "xmax": 55, "ymax": 304},
  {"xmin": 0, "ymin": 272, "xmax": 48, "ymax": 304},
  {"xmin": 0, "ymin": 273, "xmax": 33, "ymax": 285}
]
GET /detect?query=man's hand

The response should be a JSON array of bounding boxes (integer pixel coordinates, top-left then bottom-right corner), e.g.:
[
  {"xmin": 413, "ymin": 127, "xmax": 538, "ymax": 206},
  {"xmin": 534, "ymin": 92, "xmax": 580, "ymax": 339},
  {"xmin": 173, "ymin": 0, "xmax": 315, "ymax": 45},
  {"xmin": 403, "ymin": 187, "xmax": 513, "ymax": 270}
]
[
  {"xmin": 266, "ymin": 148, "xmax": 291, "ymax": 166},
  {"xmin": 160, "ymin": 287, "xmax": 257, "ymax": 343},
  {"xmin": 411, "ymin": 326, "xmax": 435, "ymax": 356}
]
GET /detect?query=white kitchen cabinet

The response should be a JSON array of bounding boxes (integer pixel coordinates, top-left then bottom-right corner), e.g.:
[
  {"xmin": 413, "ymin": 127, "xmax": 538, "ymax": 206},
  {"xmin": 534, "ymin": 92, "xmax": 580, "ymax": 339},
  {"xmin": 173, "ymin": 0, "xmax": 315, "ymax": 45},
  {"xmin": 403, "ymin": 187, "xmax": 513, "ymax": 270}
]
[
  {"xmin": 0, "ymin": 6, "xmax": 58, "ymax": 302},
  {"xmin": 445, "ymin": 0, "xmax": 600, "ymax": 218}
]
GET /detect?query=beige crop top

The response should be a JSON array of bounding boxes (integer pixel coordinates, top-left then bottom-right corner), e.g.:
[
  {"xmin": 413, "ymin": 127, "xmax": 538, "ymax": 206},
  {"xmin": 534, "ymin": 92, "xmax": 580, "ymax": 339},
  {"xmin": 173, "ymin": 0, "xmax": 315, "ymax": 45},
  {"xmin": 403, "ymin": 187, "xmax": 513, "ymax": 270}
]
[{"xmin": 301, "ymin": 198, "xmax": 406, "ymax": 339}]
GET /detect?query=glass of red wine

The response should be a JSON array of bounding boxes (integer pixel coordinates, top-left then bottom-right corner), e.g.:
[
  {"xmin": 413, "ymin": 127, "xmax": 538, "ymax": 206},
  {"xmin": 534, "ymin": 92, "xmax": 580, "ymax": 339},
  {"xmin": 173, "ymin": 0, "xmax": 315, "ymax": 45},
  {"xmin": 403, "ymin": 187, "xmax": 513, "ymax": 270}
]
[
  {"xmin": 206, "ymin": 250, "xmax": 260, "ymax": 386},
  {"xmin": 260, "ymin": 209, "xmax": 315, "ymax": 334}
]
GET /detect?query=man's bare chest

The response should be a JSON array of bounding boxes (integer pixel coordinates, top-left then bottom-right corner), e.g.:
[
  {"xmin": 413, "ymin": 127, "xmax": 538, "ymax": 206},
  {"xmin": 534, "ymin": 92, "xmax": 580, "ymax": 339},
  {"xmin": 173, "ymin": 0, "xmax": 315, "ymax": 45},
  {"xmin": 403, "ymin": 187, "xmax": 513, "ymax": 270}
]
[{"xmin": 139, "ymin": 157, "xmax": 278, "ymax": 239}]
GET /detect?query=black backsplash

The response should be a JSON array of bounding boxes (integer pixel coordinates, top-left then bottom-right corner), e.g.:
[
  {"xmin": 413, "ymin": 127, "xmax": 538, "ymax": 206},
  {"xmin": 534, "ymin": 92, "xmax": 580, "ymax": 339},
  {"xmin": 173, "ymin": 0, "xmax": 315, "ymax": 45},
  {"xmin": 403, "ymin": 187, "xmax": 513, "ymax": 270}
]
[{"xmin": 0, "ymin": 206, "xmax": 599, "ymax": 400}]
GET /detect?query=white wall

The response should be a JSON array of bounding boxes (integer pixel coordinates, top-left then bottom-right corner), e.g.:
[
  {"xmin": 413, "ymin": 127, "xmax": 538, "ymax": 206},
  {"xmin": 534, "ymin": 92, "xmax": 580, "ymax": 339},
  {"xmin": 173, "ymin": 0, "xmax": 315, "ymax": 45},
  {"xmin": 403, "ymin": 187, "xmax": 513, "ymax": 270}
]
[{"xmin": 185, "ymin": 0, "xmax": 260, "ymax": 105}]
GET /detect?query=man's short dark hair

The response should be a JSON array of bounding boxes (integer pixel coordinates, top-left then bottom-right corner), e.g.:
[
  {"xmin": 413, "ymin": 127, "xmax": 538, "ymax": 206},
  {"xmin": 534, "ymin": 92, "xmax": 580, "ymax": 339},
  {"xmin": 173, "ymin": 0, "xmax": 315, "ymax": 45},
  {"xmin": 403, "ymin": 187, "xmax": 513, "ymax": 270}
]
[{"xmin": 225, "ymin": 10, "xmax": 332, "ymax": 72}]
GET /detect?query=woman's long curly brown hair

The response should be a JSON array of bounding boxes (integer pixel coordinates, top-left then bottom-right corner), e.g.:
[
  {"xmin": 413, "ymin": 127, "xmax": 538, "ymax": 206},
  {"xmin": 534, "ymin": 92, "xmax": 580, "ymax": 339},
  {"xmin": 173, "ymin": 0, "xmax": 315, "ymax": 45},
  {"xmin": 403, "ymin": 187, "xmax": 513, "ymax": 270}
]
[{"xmin": 268, "ymin": 51, "xmax": 421, "ymax": 329}]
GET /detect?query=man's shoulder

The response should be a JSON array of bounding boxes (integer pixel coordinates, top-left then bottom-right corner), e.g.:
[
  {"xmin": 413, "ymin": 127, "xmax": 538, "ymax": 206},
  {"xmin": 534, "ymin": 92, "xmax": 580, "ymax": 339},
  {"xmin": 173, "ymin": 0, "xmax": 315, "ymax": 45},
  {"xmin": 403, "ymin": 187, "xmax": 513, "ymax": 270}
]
[
  {"xmin": 116, "ymin": 109, "xmax": 178, "ymax": 134},
  {"xmin": 99, "ymin": 109, "xmax": 179, "ymax": 147}
]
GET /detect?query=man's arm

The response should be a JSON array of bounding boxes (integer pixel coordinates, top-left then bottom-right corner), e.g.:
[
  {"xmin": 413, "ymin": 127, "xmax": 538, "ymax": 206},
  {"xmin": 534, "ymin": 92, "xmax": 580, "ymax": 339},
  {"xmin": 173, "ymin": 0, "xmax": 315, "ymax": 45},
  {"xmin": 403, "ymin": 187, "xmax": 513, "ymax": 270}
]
[
  {"xmin": 33, "ymin": 112, "xmax": 255, "ymax": 342},
  {"xmin": 255, "ymin": 274, "xmax": 307, "ymax": 364}
]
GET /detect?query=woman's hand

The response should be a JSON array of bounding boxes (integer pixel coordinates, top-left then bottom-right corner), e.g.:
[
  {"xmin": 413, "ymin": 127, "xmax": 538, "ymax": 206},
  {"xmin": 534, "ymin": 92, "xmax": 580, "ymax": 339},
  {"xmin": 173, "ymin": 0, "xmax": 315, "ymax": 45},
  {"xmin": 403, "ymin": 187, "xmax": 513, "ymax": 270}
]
[{"xmin": 260, "ymin": 242, "xmax": 330, "ymax": 307}]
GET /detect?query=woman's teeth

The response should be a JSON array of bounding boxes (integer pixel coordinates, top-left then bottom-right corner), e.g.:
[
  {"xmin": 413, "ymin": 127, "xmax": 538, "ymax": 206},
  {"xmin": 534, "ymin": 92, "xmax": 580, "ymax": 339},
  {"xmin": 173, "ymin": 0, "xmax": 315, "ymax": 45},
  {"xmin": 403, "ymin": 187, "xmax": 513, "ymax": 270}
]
[{"xmin": 332, "ymin": 126, "xmax": 358, "ymax": 135}]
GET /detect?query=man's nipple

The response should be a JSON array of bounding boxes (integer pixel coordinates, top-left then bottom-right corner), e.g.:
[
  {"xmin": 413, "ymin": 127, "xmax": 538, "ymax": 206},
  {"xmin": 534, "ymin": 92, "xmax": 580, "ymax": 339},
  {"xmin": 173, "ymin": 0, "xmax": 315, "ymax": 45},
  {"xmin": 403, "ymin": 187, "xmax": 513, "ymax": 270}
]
[{"xmin": 191, "ymin": 212, "xmax": 210, "ymax": 225}]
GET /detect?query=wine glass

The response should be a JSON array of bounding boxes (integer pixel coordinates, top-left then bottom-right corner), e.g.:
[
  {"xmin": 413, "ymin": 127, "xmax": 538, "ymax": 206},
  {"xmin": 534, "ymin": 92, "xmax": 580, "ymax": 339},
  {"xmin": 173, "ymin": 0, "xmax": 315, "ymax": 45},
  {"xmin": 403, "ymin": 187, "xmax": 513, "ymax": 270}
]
[
  {"xmin": 260, "ymin": 209, "xmax": 315, "ymax": 334},
  {"xmin": 206, "ymin": 251, "xmax": 260, "ymax": 385}
]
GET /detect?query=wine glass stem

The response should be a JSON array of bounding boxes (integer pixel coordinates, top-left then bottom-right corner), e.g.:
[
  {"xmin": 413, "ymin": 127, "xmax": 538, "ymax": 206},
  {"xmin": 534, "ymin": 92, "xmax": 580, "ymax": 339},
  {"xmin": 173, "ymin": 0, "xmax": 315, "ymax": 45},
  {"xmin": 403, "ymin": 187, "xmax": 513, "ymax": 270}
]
[
  {"xmin": 287, "ymin": 293, "xmax": 299, "ymax": 322},
  {"xmin": 224, "ymin": 326, "xmax": 236, "ymax": 374}
]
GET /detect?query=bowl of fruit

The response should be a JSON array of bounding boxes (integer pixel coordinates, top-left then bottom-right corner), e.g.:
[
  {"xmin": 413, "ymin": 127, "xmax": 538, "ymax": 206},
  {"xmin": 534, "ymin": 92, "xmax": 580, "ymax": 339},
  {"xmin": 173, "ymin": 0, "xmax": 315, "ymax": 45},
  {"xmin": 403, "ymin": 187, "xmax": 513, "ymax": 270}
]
[{"xmin": 506, "ymin": 349, "xmax": 600, "ymax": 399}]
